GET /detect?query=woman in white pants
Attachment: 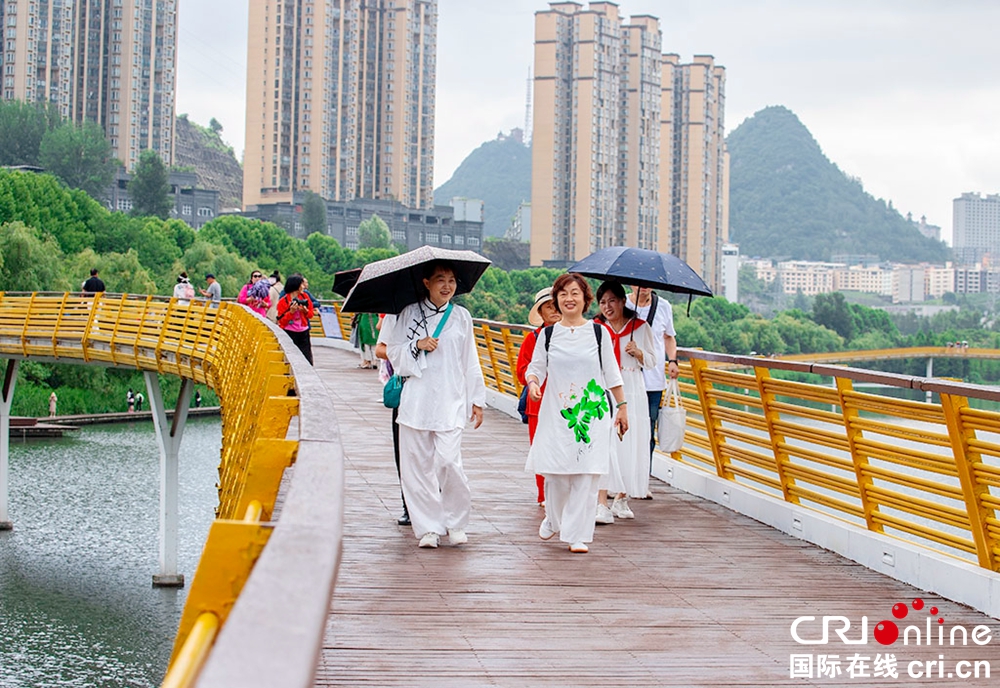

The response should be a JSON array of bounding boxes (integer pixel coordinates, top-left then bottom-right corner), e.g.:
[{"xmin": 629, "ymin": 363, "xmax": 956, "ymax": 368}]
[
  {"xmin": 384, "ymin": 261, "xmax": 486, "ymax": 549},
  {"xmin": 525, "ymin": 273, "xmax": 628, "ymax": 553}
]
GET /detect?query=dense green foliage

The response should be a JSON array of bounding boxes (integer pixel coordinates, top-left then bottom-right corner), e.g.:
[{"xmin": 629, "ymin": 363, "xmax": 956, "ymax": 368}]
[
  {"xmin": 727, "ymin": 106, "xmax": 950, "ymax": 262},
  {"xmin": 302, "ymin": 191, "xmax": 327, "ymax": 235},
  {"xmin": 128, "ymin": 150, "xmax": 173, "ymax": 219},
  {"xmin": 11, "ymin": 362, "xmax": 217, "ymax": 417},
  {"xmin": 357, "ymin": 214, "xmax": 391, "ymax": 249},
  {"xmin": 0, "ymin": 101, "xmax": 61, "ymax": 167},
  {"xmin": 433, "ymin": 134, "xmax": 531, "ymax": 238},
  {"xmin": 39, "ymin": 121, "xmax": 118, "ymax": 199}
]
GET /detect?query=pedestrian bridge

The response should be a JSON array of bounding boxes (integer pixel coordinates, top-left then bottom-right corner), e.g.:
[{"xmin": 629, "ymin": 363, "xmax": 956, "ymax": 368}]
[{"xmin": 1, "ymin": 293, "xmax": 1000, "ymax": 686}]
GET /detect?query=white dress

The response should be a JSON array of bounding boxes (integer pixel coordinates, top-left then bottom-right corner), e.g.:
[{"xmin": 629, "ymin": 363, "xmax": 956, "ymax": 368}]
[
  {"xmin": 607, "ymin": 319, "xmax": 657, "ymax": 498},
  {"xmin": 525, "ymin": 322, "xmax": 624, "ymax": 476}
]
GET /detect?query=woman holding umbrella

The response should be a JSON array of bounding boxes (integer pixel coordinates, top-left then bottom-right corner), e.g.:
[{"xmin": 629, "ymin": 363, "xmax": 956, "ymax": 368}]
[
  {"xmin": 525, "ymin": 273, "xmax": 628, "ymax": 553},
  {"xmin": 381, "ymin": 260, "xmax": 487, "ymax": 549}
]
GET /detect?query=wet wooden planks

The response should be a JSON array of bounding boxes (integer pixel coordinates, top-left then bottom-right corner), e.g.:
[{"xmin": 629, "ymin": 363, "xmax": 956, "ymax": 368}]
[{"xmin": 311, "ymin": 344, "xmax": 1000, "ymax": 687}]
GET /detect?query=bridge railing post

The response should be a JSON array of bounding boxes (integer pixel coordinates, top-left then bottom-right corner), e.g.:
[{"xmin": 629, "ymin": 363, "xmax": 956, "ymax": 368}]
[
  {"xmin": 835, "ymin": 377, "xmax": 882, "ymax": 533},
  {"xmin": 940, "ymin": 392, "xmax": 998, "ymax": 571},
  {"xmin": 0, "ymin": 359, "xmax": 19, "ymax": 530}
]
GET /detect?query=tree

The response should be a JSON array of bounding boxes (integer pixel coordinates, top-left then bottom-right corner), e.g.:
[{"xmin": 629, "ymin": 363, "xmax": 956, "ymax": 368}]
[
  {"xmin": 812, "ymin": 292, "xmax": 855, "ymax": 341},
  {"xmin": 0, "ymin": 101, "xmax": 61, "ymax": 166},
  {"xmin": 357, "ymin": 214, "xmax": 391, "ymax": 249},
  {"xmin": 128, "ymin": 149, "xmax": 173, "ymax": 219},
  {"xmin": 301, "ymin": 191, "xmax": 327, "ymax": 235},
  {"xmin": 0, "ymin": 221, "xmax": 67, "ymax": 291},
  {"xmin": 209, "ymin": 118, "xmax": 223, "ymax": 135},
  {"xmin": 39, "ymin": 121, "xmax": 118, "ymax": 199}
]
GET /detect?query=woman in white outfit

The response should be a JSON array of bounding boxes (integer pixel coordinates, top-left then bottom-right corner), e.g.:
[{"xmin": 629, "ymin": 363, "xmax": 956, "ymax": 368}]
[
  {"xmin": 595, "ymin": 281, "xmax": 656, "ymax": 517},
  {"xmin": 383, "ymin": 261, "xmax": 486, "ymax": 549},
  {"xmin": 525, "ymin": 273, "xmax": 628, "ymax": 554}
]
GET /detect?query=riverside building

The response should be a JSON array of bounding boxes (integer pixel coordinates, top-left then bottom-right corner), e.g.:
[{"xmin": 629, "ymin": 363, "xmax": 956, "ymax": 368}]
[
  {"xmin": 953, "ymin": 192, "xmax": 1000, "ymax": 265},
  {"xmin": 530, "ymin": 1, "xmax": 729, "ymax": 293},
  {"xmin": 0, "ymin": 0, "xmax": 179, "ymax": 168},
  {"xmin": 242, "ymin": 0, "xmax": 437, "ymax": 212}
]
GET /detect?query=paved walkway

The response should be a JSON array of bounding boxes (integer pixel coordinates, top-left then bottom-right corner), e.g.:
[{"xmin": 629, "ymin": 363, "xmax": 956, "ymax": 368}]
[{"xmin": 311, "ymin": 344, "xmax": 1000, "ymax": 687}]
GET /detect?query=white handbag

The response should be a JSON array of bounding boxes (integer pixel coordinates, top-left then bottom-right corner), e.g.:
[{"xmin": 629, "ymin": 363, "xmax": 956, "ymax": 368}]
[{"xmin": 657, "ymin": 378, "xmax": 687, "ymax": 453}]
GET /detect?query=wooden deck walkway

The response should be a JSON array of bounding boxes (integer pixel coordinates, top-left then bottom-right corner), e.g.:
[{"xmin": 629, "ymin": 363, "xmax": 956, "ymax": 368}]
[{"xmin": 311, "ymin": 344, "xmax": 1000, "ymax": 687}]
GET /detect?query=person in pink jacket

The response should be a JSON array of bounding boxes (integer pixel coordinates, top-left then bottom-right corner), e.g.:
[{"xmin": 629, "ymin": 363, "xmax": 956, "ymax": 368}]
[{"xmin": 237, "ymin": 270, "xmax": 270, "ymax": 317}]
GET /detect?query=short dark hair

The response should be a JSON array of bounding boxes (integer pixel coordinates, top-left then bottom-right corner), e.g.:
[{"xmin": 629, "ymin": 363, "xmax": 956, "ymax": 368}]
[
  {"xmin": 551, "ymin": 273, "xmax": 593, "ymax": 313},
  {"xmin": 205, "ymin": 273, "xmax": 215, "ymax": 280},
  {"xmin": 422, "ymin": 259, "xmax": 456, "ymax": 280},
  {"xmin": 284, "ymin": 274, "xmax": 305, "ymax": 293},
  {"xmin": 90, "ymin": 268, "xmax": 99, "ymax": 276}
]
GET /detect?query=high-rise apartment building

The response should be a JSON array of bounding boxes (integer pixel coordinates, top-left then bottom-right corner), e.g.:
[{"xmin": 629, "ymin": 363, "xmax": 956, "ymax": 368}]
[
  {"xmin": 243, "ymin": 0, "xmax": 436, "ymax": 211},
  {"xmin": 0, "ymin": 0, "xmax": 74, "ymax": 117},
  {"xmin": 953, "ymin": 192, "xmax": 1000, "ymax": 265},
  {"xmin": 668, "ymin": 54, "xmax": 728, "ymax": 291},
  {"xmin": 531, "ymin": 2, "xmax": 729, "ymax": 292},
  {"xmin": 0, "ymin": 0, "xmax": 178, "ymax": 169},
  {"xmin": 72, "ymin": 0, "xmax": 178, "ymax": 168}
]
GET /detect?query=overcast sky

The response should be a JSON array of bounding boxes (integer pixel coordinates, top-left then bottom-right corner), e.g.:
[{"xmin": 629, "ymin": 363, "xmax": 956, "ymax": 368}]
[{"xmin": 177, "ymin": 0, "xmax": 1000, "ymax": 245}]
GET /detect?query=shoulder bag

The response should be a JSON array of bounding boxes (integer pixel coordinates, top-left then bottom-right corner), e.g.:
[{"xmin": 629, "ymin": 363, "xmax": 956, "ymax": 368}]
[{"xmin": 657, "ymin": 377, "xmax": 687, "ymax": 453}]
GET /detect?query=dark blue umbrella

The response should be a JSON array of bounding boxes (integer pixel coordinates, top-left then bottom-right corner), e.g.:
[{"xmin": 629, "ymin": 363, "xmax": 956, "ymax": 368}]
[{"xmin": 568, "ymin": 246, "xmax": 713, "ymax": 297}]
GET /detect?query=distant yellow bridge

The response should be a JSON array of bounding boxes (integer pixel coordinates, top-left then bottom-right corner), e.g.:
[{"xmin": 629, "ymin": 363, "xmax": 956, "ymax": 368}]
[{"xmin": 773, "ymin": 346, "xmax": 1000, "ymax": 363}]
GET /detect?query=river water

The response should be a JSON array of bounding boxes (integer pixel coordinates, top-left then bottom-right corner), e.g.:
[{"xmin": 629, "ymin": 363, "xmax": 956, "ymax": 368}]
[{"xmin": 0, "ymin": 418, "xmax": 221, "ymax": 687}]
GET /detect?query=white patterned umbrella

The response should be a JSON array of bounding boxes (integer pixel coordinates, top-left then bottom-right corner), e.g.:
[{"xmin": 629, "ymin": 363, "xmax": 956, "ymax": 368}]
[{"xmin": 341, "ymin": 245, "xmax": 492, "ymax": 314}]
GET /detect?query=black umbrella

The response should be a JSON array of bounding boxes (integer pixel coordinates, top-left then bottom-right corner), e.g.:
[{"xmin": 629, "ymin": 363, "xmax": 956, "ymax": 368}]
[
  {"xmin": 568, "ymin": 246, "xmax": 713, "ymax": 297},
  {"xmin": 341, "ymin": 245, "xmax": 492, "ymax": 314},
  {"xmin": 331, "ymin": 268, "xmax": 362, "ymax": 297}
]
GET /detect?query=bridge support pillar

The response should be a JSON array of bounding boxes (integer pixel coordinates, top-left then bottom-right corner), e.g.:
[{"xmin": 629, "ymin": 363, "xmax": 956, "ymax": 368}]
[
  {"xmin": 146, "ymin": 372, "xmax": 193, "ymax": 587},
  {"xmin": 926, "ymin": 358, "xmax": 934, "ymax": 403},
  {"xmin": 0, "ymin": 359, "xmax": 18, "ymax": 531}
]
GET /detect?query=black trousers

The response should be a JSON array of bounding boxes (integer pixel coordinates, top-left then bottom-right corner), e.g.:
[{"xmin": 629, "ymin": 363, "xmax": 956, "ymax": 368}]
[
  {"xmin": 285, "ymin": 328, "xmax": 313, "ymax": 365},
  {"xmin": 392, "ymin": 407, "xmax": 407, "ymax": 511}
]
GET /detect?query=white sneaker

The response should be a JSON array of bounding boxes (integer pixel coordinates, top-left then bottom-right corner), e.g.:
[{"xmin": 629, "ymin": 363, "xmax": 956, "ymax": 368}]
[
  {"xmin": 418, "ymin": 532, "xmax": 439, "ymax": 548},
  {"xmin": 448, "ymin": 529, "xmax": 468, "ymax": 546},
  {"xmin": 595, "ymin": 504, "xmax": 614, "ymax": 525},
  {"xmin": 611, "ymin": 497, "xmax": 634, "ymax": 519},
  {"xmin": 569, "ymin": 542, "xmax": 589, "ymax": 553},
  {"xmin": 538, "ymin": 519, "xmax": 556, "ymax": 540}
]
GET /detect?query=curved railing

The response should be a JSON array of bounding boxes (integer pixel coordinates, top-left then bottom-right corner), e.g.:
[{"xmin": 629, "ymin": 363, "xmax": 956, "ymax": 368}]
[
  {"xmin": 468, "ymin": 319, "xmax": 1000, "ymax": 573},
  {"xmin": 0, "ymin": 292, "xmax": 343, "ymax": 687}
]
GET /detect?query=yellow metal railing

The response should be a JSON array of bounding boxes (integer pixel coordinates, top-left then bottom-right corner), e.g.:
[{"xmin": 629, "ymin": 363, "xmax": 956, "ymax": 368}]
[
  {"xmin": 470, "ymin": 319, "xmax": 1000, "ymax": 572},
  {"xmin": 0, "ymin": 292, "xmax": 339, "ymax": 687}
]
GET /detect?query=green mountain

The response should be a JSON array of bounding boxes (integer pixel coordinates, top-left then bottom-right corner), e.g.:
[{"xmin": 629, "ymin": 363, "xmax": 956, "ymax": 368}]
[
  {"xmin": 726, "ymin": 106, "xmax": 949, "ymax": 262},
  {"xmin": 434, "ymin": 132, "xmax": 531, "ymax": 238}
]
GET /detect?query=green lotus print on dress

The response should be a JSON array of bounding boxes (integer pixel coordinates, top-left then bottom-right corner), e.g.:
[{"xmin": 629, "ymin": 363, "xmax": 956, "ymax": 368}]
[{"xmin": 561, "ymin": 379, "xmax": 609, "ymax": 444}]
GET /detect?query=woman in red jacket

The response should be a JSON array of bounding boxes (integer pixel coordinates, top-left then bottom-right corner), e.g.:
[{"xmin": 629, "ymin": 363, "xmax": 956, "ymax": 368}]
[
  {"xmin": 277, "ymin": 273, "xmax": 315, "ymax": 365},
  {"xmin": 516, "ymin": 287, "xmax": 561, "ymax": 505}
]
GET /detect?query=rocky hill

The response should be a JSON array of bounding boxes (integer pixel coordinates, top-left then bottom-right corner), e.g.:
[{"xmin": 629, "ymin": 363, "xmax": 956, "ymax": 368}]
[
  {"xmin": 434, "ymin": 131, "xmax": 531, "ymax": 238},
  {"xmin": 173, "ymin": 114, "xmax": 242, "ymax": 210},
  {"xmin": 726, "ymin": 106, "xmax": 949, "ymax": 262}
]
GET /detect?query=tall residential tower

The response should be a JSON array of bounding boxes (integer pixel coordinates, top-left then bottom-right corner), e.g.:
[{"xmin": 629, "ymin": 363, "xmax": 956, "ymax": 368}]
[
  {"xmin": 243, "ymin": 0, "xmax": 437, "ymax": 210},
  {"xmin": 0, "ymin": 0, "xmax": 178, "ymax": 168},
  {"xmin": 531, "ymin": 1, "xmax": 729, "ymax": 292}
]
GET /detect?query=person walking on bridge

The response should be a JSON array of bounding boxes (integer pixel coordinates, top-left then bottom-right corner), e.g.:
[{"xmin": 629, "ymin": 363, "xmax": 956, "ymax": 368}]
[
  {"xmin": 525, "ymin": 273, "xmax": 628, "ymax": 554},
  {"xmin": 626, "ymin": 285, "xmax": 679, "ymax": 488},
  {"xmin": 382, "ymin": 260, "xmax": 486, "ymax": 549}
]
